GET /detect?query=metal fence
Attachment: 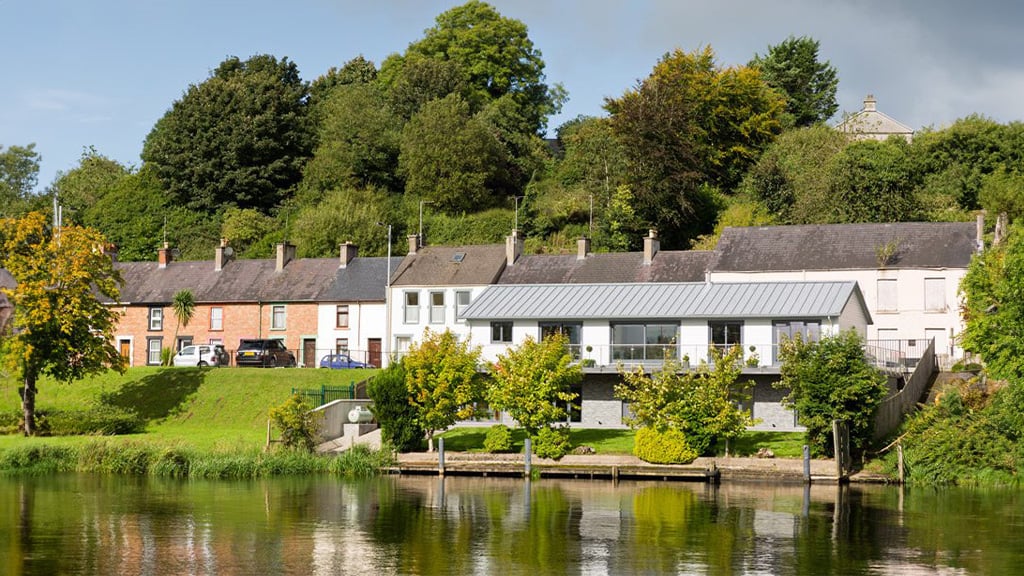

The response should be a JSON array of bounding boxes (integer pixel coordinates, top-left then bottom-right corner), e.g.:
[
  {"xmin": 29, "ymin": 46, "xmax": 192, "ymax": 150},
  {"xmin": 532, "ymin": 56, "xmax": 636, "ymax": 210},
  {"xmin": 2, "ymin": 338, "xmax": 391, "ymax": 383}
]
[{"xmin": 291, "ymin": 382, "xmax": 362, "ymax": 407}]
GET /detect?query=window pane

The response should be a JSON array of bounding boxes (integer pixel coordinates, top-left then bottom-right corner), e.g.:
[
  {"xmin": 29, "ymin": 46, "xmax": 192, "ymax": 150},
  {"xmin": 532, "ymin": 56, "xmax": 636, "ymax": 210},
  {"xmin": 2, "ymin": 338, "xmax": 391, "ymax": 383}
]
[
  {"xmin": 429, "ymin": 292, "xmax": 444, "ymax": 324},
  {"xmin": 491, "ymin": 322, "xmax": 511, "ymax": 343},
  {"xmin": 210, "ymin": 307, "xmax": 223, "ymax": 331},
  {"xmin": 404, "ymin": 292, "xmax": 419, "ymax": 324},
  {"xmin": 337, "ymin": 305, "xmax": 349, "ymax": 328},
  {"xmin": 271, "ymin": 305, "xmax": 286, "ymax": 329},
  {"xmin": 877, "ymin": 279, "xmax": 897, "ymax": 311},
  {"xmin": 924, "ymin": 278, "xmax": 945, "ymax": 311}
]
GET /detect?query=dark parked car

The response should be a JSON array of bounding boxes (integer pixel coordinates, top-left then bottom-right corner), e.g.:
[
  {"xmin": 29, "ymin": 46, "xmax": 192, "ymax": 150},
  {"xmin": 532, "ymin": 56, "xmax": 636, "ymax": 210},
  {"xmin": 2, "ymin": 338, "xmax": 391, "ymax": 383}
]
[
  {"xmin": 319, "ymin": 353, "xmax": 368, "ymax": 369},
  {"xmin": 235, "ymin": 339, "xmax": 296, "ymax": 367}
]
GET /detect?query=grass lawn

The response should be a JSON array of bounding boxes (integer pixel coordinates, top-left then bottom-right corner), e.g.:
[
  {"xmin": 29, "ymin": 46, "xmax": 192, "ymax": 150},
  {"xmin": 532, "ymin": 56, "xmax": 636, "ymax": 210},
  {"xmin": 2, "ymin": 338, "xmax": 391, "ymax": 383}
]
[
  {"xmin": 438, "ymin": 426, "xmax": 808, "ymax": 458},
  {"xmin": 0, "ymin": 366, "xmax": 378, "ymax": 451}
]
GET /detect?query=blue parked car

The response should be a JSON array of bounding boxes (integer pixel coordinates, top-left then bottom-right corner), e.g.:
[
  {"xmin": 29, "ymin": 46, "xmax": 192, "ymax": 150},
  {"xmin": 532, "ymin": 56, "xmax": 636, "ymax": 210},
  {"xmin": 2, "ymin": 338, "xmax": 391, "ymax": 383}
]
[{"xmin": 319, "ymin": 353, "xmax": 368, "ymax": 369}]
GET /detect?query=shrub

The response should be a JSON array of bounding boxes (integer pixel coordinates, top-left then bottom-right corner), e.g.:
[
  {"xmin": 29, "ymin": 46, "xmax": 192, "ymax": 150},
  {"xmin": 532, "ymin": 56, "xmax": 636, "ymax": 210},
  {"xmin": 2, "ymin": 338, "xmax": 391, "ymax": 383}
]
[
  {"xmin": 633, "ymin": 426, "xmax": 698, "ymax": 464},
  {"xmin": 0, "ymin": 410, "xmax": 20, "ymax": 435},
  {"xmin": 533, "ymin": 426, "xmax": 571, "ymax": 460},
  {"xmin": 483, "ymin": 424, "xmax": 513, "ymax": 453},
  {"xmin": 367, "ymin": 361, "xmax": 425, "ymax": 452},
  {"xmin": 268, "ymin": 394, "xmax": 323, "ymax": 452}
]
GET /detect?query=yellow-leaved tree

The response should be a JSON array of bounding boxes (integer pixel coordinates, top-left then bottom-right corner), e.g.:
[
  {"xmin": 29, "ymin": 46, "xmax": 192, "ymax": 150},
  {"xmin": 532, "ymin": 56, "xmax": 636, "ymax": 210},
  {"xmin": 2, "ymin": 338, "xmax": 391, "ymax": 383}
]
[{"xmin": 0, "ymin": 212, "xmax": 125, "ymax": 435}]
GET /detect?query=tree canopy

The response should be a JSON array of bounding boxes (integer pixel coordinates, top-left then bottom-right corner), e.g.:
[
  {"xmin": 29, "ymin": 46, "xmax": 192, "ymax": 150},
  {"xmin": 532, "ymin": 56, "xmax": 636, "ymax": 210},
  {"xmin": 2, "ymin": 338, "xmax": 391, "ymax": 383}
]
[
  {"xmin": 750, "ymin": 36, "xmax": 838, "ymax": 127},
  {"xmin": 0, "ymin": 212, "xmax": 125, "ymax": 435},
  {"xmin": 0, "ymin": 144, "xmax": 42, "ymax": 216},
  {"xmin": 141, "ymin": 54, "xmax": 314, "ymax": 213},
  {"xmin": 606, "ymin": 46, "xmax": 786, "ymax": 248}
]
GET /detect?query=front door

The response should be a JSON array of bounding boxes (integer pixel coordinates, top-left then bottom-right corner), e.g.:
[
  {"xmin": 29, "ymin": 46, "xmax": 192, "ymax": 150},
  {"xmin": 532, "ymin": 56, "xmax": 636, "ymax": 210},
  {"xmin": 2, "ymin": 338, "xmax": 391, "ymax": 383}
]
[
  {"xmin": 119, "ymin": 340, "xmax": 131, "ymax": 366},
  {"xmin": 303, "ymin": 338, "xmax": 316, "ymax": 368},
  {"xmin": 368, "ymin": 338, "xmax": 382, "ymax": 368}
]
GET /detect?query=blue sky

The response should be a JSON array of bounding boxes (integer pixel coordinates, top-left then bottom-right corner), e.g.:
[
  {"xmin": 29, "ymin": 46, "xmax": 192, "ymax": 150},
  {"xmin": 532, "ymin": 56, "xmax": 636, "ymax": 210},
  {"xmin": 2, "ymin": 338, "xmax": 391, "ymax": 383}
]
[{"xmin": 4, "ymin": 0, "xmax": 1024, "ymax": 190}]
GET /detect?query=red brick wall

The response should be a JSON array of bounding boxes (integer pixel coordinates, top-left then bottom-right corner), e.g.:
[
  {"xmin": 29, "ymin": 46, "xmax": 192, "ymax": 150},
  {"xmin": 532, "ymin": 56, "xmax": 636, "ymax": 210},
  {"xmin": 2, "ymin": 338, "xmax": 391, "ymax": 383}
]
[{"xmin": 113, "ymin": 302, "xmax": 320, "ymax": 367}]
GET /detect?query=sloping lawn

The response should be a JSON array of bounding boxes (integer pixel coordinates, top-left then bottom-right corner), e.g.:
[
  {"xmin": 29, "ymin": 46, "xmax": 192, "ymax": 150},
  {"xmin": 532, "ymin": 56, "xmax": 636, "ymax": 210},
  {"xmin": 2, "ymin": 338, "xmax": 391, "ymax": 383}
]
[{"xmin": 0, "ymin": 366, "xmax": 377, "ymax": 450}]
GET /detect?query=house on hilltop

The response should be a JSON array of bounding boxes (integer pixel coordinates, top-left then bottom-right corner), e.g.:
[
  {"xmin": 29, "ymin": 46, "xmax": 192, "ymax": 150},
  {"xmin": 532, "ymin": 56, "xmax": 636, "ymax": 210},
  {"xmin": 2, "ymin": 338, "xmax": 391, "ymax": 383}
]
[{"xmin": 836, "ymin": 94, "xmax": 914, "ymax": 141}]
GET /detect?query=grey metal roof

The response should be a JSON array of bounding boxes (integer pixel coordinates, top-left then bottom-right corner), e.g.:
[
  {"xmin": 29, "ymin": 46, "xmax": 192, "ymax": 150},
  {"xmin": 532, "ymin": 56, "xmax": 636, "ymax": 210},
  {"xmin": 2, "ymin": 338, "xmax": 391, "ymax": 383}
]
[
  {"xmin": 500, "ymin": 251, "xmax": 714, "ymax": 284},
  {"xmin": 461, "ymin": 281, "xmax": 866, "ymax": 321},
  {"xmin": 712, "ymin": 222, "xmax": 977, "ymax": 272},
  {"xmin": 390, "ymin": 244, "xmax": 508, "ymax": 287}
]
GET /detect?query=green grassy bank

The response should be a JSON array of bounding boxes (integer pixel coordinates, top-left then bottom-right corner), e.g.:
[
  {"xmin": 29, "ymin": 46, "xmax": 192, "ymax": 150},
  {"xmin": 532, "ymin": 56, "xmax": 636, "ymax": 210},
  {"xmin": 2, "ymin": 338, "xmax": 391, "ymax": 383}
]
[{"xmin": 0, "ymin": 366, "xmax": 387, "ymax": 477}]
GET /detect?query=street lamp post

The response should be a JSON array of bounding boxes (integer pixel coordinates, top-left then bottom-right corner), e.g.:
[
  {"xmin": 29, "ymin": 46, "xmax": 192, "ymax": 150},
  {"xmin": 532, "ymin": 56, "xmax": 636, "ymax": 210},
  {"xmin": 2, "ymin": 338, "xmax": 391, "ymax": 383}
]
[
  {"xmin": 418, "ymin": 200, "xmax": 434, "ymax": 247},
  {"xmin": 378, "ymin": 222, "xmax": 393, "ymax": 366}
]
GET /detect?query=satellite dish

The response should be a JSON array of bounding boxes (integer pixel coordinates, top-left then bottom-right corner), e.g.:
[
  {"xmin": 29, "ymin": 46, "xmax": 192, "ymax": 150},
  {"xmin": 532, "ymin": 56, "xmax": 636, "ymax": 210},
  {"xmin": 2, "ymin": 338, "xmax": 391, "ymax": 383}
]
[{"xmin": 223, "ymin": 246, "xmax": 234, "ymax": 257}]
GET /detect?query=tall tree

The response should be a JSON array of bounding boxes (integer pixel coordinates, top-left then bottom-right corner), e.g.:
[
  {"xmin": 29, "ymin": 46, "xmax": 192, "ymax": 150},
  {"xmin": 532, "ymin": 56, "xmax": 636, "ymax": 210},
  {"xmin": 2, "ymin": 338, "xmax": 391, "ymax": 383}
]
[
  {"xmin": 750, "ymin": 36, "xmax": 839, "ymax": 127},
  {"xmin": 398, "ymin": 94, "xmax": 510, "ymax": 212},
  {"xmin": 0, "ymin": 144, "xmax": 42, "ymax": 215},
  {"xmin": 309, "ymin": 55, "xmax": 378, "ymax": 109},
  {"xmin": 487, "ymin": 334, "xmax": 581, "ymax": 438},
  {"xmin": 606, "ymin": 46, "xmax": 785, "ymax": 247},
  {"xmin": 302, "ymin": 83, "xmax": 404, "ymax": 193},
  {"xmin": 383, "ymin": 0, "xmax": 565, "ymax": 135},
  {"xmin": 827, "ymin": 139, "xmax": 921, "ymax": 223},
  {"xmin": 171, "ymin": 289, "xmax": 196, "ymax": 355},
  {"xmin": 0, "ymin": 212, "xmax": 125, "ymax": 435},
  {"xmin": 51, "ymin": 147, "xmax": 131, "ymax": 223},
  {"xmin": 403, "ymin": 329, "xmax": 483, "ymax": 451},
  {"xmin": 141, "ymin": 54, "xmax": 314, "ymax": 213}
]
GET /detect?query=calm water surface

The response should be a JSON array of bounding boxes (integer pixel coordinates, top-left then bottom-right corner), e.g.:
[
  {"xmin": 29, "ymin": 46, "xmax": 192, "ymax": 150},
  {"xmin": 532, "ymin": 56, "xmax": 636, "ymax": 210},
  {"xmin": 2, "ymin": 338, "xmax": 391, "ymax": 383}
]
[{"xmin": 0, "ymin": 473, "xmax": 1021, "ymax": 575}]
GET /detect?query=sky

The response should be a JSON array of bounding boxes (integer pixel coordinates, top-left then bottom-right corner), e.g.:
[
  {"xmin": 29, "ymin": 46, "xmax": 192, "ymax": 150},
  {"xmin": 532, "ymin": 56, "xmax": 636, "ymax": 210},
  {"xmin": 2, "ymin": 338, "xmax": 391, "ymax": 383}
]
[{"xmin": 3, "ymin": 0, "xmax": 1024, "ymax": 190}]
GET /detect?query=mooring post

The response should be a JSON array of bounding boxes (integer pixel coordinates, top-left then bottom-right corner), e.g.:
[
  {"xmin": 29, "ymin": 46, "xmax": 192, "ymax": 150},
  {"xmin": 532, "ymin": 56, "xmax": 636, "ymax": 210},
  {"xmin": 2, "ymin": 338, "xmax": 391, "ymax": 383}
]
[
  {"xmin": 803, "ymin": 445, "xmax": 811, "ymax": 483},
  {"xmin": 524, "ymin": 438, "xmax": 532, "ymax": 477},
  {"xmin": 897, "ymin": 443, "xmax": 905, "ymax": 484},
  {"xmin": 438, "ymin": 437, "xmax": 445, "ymax": 476}
]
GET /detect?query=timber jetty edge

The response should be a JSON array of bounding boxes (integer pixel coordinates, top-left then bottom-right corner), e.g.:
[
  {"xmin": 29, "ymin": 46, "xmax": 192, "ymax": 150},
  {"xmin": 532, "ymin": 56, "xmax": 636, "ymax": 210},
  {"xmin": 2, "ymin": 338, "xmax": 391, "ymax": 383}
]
[{"xmin": 386, "ymin": 452, "xmax": 890, "ymax": 484}]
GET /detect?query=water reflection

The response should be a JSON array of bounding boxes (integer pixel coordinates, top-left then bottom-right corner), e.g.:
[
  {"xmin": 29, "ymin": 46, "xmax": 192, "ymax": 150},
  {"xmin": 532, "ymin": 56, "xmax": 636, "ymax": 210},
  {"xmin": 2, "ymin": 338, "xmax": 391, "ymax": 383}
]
[{"xmin": 0, "ymin": 474, "xmax": 1021, "ymax": 575}]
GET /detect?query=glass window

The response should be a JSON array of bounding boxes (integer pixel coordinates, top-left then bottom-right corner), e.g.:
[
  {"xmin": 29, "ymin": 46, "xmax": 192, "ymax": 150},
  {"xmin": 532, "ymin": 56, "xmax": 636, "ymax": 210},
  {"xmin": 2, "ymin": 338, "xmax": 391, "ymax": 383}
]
[
  {"xmin": 335, "ymin": 338, "xmax": 349, "ymax": 353},
  {"xmin": 404, "ymin": 292, "xmax": 420, "ymax": 324},
  {"xmin": 429, "ymin": 291, "xmax": 445, "ymax": 324},
  {"xmin": 540, "ymin": 322, "xmax": 582, "ymax": 359},
  {"xmin": 210, "ymin": 307, "xmax": 223, "ymax": 331},
  {"xmin": 148, "ymin": 307, "xmax": 163, "ymax": 331},
  {"xmin": 455, "ymin": 291, "xmax": 471, "ymax": 322},
  {"xmin": 147, "ymin": 337, "xmax": 162, "ymax": 365},
  {"xmin": 336, "ymin": 305, "xmax": 349, "ymax": 328},
  {"xmin": 271, "ymin": 305, "xmax": 286, "ymax": 330},
  {"xmin": 612, "ymin": 323, "xmax": 677, "ymax": 360},
  {"xmin": 491, "ymin": 321, "xmax": 513, "ymax": 343},
  {"xmin": 710, "ymin": 321, "xmax": 742, "ymax": 353},
  {"xmin": 924, "ymin": 278, "xmax": 946, "ymax": 312},
  {"xmin": 877, "ymin": 279, "xmax": 897, "ymax": 312}
]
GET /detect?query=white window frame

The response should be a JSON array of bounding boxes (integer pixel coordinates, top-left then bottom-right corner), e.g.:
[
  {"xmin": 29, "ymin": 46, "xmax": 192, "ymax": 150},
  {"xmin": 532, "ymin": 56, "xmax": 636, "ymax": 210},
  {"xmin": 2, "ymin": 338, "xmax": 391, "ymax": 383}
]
[
  {"xmin": 148, "ymin": 307, "xmax": 163, "ymax": 331},
  {"xmin": 210, "ymin": 307, "xmax": 223, "ymax": 331},
  {"xmin": 429, "ymin": 291, "xmax": 445, "ymax": 324},
  {"xmin": 147, "ymin": 337, "xmax": 162, "ymax": 365},
  {"xmin": 454, "ymin": 290, "xmax": 471, "ymax": 323},
  {"xmin": 404, "ymin": 292, "xmax": 420, "ymax": 324},
  {"xmin": 271, "ymin": 305, "xmax": 286, "ymax": 330}
]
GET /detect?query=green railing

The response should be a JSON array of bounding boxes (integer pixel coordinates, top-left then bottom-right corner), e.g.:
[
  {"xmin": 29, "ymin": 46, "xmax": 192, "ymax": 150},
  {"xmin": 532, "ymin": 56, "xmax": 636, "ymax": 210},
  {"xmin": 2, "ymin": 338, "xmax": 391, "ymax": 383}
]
[{"xmin": 292, "ymin": 382, "xmax": 357, "ymax": 407}]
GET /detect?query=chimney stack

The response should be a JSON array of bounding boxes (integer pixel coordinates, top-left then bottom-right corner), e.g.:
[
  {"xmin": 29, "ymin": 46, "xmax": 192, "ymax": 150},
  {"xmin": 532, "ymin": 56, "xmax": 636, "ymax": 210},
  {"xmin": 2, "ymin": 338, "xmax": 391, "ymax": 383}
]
[
  {"xmin": 506, "ymin": 230, "xmax": 522, "ymax": 266},
  {"xmin": 577, "ymin": 237, "xmax": 590, "ymax": 261},
  {"xmin": 408, "ymin": 234, "xmax": 419, "ymax": 255},
  {"xmin": 643, "ymin": 229, "xmax": 659, "ymax": 265},
  {"xmin": 863, "ymin": 94, "xmax": 877, "ymax": 112},
  {"xmin": 215, "ymin": 238, "xmax": 232, "ymax": 271},
  {"xmin": 158, "ymin": 242, "xmax": 172, "ymax": 268},
  {"xmin": 276, "ymin": 241, "xmax": 296, "ymax": 272},
  {"xmin": 339, "ymin": 241, "xmax": 358, "ymax": 268}
]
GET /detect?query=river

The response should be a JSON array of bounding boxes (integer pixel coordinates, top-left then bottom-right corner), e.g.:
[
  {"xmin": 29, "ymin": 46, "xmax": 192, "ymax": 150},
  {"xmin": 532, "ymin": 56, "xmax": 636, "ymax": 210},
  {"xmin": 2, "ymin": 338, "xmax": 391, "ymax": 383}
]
[{"xmin": 0, "ymin": 473, "xmax": 1020, "ymax": 575}]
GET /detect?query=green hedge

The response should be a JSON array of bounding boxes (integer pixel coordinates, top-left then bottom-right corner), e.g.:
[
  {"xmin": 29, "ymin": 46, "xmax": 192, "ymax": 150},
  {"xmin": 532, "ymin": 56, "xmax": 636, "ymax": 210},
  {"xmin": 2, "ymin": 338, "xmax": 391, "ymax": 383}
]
[
  {"xmin": 634, "ymin": 427, "xmax": 698, "ymax": 464},
  {"xmin": 484, "ymin": 424, "xmax": 514, "ymax": 453},
  {"xmin": 1, "ymin": 406, "xmax": 145, "ymax": 437}
]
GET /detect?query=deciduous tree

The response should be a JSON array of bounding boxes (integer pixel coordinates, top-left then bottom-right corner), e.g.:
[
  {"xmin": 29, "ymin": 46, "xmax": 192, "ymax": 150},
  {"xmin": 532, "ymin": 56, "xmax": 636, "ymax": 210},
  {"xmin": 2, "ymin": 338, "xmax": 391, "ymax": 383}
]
[
  {"xmin": 487, "ymin": 334, "xmax": 581, "ymax": 438},
  {"xmin": 403, "ymin": 329, "xmax": 483, "ymax": 451},
  {"xmin": 616, "ymin": 346, "xmax": 752, "ymax": 455},
  {"xmin": 141, "ymin": 54, "xmax": 314, "ymax": 213},
  {"xmin": 0, "ymin": 212, "xmax": 125, "ymax": 435},
  {"xmin": 0, "ymin": 144, "xmax": 42, "ymax": 216},
  {"xmin": 777, "ymin": 330, "xmax": 888, "ymax": 457}
]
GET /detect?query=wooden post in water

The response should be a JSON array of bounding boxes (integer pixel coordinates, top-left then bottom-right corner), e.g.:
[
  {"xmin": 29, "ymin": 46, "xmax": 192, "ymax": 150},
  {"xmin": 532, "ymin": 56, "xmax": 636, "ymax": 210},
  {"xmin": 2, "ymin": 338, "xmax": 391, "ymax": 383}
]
[
  {"xmin": 438, "ymin": 437, "xmax": 446, "ymax": 476},
  {"xmin": 524, "ymin": 438, "xmax": 532, "ymax": 477},
  {"xmin": 803, "ymin": 445, "xmax": 811, "ymax": 483},
  {"xmin": 897, "ymin": 443, "xmax": 905, "ymax": 484}
]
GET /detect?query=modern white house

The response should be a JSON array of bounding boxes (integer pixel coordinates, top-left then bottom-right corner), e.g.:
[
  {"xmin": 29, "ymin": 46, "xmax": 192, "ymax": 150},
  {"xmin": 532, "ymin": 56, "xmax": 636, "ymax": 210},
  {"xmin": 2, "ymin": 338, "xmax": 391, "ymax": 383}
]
[
  {"xmin": 709, "ymin": 221, "xmax": 979, "ymax": 367},
  {"xmin": 385, "ymin": 234, "xmax": 514, "ymax": 363},
  {"xmin": 460, "ymin": 280, "xmax": 872, "ymax": 430}
]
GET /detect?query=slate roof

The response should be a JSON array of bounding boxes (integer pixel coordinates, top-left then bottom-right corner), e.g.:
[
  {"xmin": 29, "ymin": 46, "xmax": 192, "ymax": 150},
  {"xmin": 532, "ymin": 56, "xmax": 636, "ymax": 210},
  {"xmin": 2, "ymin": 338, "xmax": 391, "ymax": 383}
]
[
  {"xmin": 461, "ymin": 281, "xmax": 867, "ymax": 321},
  {"xmin": 499, "ymin": 251, "xmax": 714, "ymax": 284},
  {"xmin": 112, "ymin": 256, "xmax": 397, "ymax": 304},
  {"xmin": 712, "ymin": 222, "xmax": 978, "ymax": 272},
  {"xmin": 390, "ymin": 244, "xmax": 508, "ymax": 287}
]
